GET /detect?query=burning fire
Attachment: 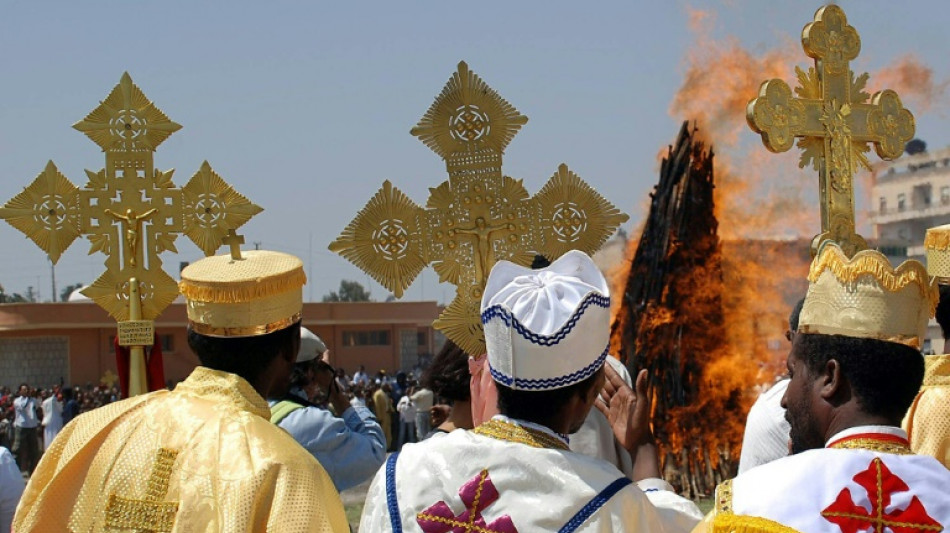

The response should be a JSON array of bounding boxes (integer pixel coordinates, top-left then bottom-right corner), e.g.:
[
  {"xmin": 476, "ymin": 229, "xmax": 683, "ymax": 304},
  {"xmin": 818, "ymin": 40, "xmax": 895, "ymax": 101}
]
[{"xmin": 608, "ymin": 6, "xmax": 947, "ymax": 496}]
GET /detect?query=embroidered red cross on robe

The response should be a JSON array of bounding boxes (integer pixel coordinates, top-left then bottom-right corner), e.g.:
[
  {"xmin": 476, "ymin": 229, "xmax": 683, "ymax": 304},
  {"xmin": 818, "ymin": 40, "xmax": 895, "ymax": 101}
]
[
  {"xmin": 822, "ymin": 458, "xmax": 942, "ymax": 533},
  {"xmin": 416, "ymin": 469, "xmax": 518, "ymax": 533}
]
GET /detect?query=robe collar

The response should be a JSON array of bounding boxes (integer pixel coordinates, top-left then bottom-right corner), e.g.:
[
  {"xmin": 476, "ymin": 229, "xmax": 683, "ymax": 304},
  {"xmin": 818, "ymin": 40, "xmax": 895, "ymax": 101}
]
[{"xmin": 176, "ymin": 366, "xmax": 271, "ymax": 420}]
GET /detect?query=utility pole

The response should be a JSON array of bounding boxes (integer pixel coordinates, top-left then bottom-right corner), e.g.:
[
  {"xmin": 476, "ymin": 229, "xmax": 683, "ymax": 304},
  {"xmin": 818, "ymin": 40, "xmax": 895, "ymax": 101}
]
[
  {"xmin": 50, "ymin": 259, "xmax": 57, "ymax": 302},
  {"xmin": 254, "ymin": 241, "xmax": 261, "ymax": 250}
]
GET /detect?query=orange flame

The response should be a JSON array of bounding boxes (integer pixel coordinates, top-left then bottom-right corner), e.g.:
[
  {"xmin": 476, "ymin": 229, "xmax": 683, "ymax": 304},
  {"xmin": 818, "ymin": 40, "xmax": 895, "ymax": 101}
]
[{"xmin": 609, "ymin": 6, "xmax": 946, "ymax": 494}]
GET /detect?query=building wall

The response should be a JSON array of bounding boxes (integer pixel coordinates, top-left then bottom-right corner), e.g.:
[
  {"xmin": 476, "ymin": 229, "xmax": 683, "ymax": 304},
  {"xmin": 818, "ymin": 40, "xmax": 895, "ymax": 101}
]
[
  {"xmin": 869, "ymin": 146, "xmax": 950, "ymax": 352},
  {"xmin": 0, "ymin": 301, "xmax": 441, "ymax": 387},
  {"xmin": 0, "ymin": 336, "xmax": 68, "ymax": 387}
]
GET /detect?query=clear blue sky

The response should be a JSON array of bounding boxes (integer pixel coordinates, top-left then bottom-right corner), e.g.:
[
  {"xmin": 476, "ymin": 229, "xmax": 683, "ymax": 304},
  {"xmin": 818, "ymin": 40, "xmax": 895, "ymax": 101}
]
[{"xmin": 1, "ymin": 1, "xmax": 947, "ymax": 303}]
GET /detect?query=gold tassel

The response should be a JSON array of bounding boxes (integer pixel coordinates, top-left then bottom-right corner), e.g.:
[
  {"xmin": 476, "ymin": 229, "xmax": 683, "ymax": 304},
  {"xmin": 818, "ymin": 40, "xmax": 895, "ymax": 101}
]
[{"xmin": 179, "ymin": 268, "xmax": 307, "ymax": 303}]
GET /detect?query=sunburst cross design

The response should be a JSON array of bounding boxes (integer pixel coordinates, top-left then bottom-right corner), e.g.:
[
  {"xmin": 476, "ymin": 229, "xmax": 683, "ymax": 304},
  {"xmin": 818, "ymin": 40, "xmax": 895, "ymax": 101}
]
[
  {"xmin": 0, "ymin": 73, "xmax": 261, "ymax": 395},
  {"xmin": 330, "ymin": 62, "xmax": 627, "ymax": 356}
]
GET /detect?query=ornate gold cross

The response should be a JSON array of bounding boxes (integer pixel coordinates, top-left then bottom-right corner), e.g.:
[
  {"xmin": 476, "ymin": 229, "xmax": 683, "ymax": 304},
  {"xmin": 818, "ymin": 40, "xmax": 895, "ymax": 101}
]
[
  {"xmin": 747, "ymin": 5, "xmax": 915, "ymax": 257},
  {"xmin": 105, "ymin": 447, "xmax": 180, "ymax": 532},
  {"xmin": 0, "ymin": 73, "xmax": 262, "ymax": 395},
  {"xmin": 330, "ymin": 62, "xmax": 628, "ymax": 356}
]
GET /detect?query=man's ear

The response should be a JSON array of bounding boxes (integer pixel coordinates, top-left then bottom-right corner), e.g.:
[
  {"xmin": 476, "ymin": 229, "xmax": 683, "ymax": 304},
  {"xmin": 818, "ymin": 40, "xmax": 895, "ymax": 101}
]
[{"xmin": 819, "ymin": 359, "xmax": 842, "ymax": 400}]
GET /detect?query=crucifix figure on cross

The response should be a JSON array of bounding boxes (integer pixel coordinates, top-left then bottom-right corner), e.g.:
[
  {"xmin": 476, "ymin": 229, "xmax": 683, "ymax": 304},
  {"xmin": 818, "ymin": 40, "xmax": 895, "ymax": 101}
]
[
  {"xmin": 747, "ymin": 5, "xmax": 916, "ymax": 257},
  {"xmin": 0, "ymin": 73, "xmax": 263, "ymax": 396},
  {"xmin": 104, "ymin": 207, "xmax": 159, "ymax": 267},
  {"xmin": 330, "ymin": 62, "xmax": 628, "ymax": 356}
]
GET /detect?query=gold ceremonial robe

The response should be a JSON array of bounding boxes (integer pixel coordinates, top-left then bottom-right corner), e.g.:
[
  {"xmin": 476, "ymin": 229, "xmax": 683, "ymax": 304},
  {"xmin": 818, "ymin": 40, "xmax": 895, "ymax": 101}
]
[
  {"xmin": 14, "ymin": 367, "xmax": 348, "ymax": 533},
  {"xmin": 904, "ymin": 354, "xmax": 950, "ymax": 468}
]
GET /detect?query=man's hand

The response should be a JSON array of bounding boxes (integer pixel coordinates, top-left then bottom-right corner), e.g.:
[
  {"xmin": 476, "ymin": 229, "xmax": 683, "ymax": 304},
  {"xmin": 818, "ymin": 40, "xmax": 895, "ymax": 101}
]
[
  {"xmin": 596, "ymin": 366, "xmax": 661, "ymax": 481},
  {"xmin": 595, "ymin": 366, "xmax": 653, "ymax": 453},
  {"xmin": 326, "ymin": 376, "xmax": 351, "ymax": 415}
]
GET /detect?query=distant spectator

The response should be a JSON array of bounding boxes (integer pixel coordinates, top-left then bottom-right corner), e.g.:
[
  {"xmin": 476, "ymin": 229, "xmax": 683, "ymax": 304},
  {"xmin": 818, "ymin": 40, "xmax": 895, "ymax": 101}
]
[
  {"xmin": 61, "ymin": 388, "xmax": 79, "ymax": 426},
  {"xmin": 353, "ymin": 365, "xmax": 370, "ymax": 387},
  {"xmin": 396, "ymin": 387, "xmax": 417, "ymax": 449},
  {"xmin": 41, "ymin": 390, "xmax": 63, "ymax": 451},
  {"xmin": 410, "ymin": 385, "xmax": 434, "ymax": 440},
  {"xmin": 12, "ymin": 384, "xmax": 39, "ymax": 475}
]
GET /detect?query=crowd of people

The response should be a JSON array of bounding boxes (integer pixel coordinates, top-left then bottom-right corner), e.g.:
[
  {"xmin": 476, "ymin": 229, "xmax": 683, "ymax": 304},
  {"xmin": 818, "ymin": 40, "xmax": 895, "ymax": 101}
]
[
  {"xmin": 2, "ymin": 238, "xmax": 950, "ymax": 532},
  {"xmin": 0, "ymin": 383, "xmax": 118, "ymax": 472}
]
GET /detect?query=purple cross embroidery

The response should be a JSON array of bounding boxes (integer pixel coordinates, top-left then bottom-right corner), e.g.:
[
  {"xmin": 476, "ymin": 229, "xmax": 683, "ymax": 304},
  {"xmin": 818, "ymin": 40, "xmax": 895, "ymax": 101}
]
[{"xmin": 416, "ymin": 469, "xmax": 519, "ymax": 533}]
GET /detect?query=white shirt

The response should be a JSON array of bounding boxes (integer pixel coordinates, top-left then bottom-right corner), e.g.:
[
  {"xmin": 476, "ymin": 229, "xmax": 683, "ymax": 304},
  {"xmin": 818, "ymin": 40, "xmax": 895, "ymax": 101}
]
[
  {"xmin": 409, "ymin": 388, "xmax": 434, "ymax": 412},
  {"xmin": 397, "ymin": 395, "xmax": 417, "ymax": 423},
  {"xmin": 737, "ymin": 379, "xmax": 790, "ymax": 474},
  {"xmin": 41, "ymin": 396, "xmax": 62, "ymax": 427},
  {"xmin": 13, "ymin": 396, "xmax": 38, "ymax": 429},
  {"xmin": 0, "ymin": 447, "xmax": 24, "ymax": 533}
]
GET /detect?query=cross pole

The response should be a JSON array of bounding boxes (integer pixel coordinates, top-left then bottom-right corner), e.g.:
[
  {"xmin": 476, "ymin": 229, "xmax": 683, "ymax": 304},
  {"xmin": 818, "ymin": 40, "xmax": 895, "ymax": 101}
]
[
  {"xmin": 0, "ymin": 73, "xmax": 262, "ymax": 396},
  {"xmin": 747, "ymin": 5, "xmax": 915, "ymax": 257},
  {"xmin": 330, "ymin": 62, "xmax": 628, "ymax": 356}
]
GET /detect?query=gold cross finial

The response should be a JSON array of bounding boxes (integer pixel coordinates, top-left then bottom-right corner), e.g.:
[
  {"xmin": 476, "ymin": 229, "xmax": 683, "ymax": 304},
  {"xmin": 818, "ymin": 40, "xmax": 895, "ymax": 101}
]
[
  {"xmin": 105, "ymin": 448, "xmax": 180, "ymax": 532},
  {"xmin": 222, "ymin": 229, "xmax": 245, "ymax": 260},
  {"xmin": 100, "ymin": 369, "xmax": 119, "ymax": 388},
  {"xmin": 747, "ymin": 5, "xmax": 915, "ymax": 257},
  {"xmin": 330, "ymin": 62, "xmax": 628, "ymax": 356},
  {"xmin": 0, "ymin": 73, "xmax": 263, "ymax": 396}
]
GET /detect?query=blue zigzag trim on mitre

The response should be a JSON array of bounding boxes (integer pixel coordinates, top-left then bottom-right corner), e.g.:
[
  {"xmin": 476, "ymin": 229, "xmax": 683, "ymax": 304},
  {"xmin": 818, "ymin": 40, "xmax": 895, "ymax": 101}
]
[
  {"xmin": 489, "ymin": 344, "xmax": 609, "ymax": 390},
  {"xmin": 480, "ymin": 292, "xmax": 609, "ymax": 347}
]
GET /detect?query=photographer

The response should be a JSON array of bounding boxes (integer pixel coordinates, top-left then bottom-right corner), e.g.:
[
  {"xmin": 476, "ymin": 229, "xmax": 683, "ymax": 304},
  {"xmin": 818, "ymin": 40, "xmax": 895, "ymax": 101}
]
[{"xmin": 269, "ymin": 328, "xmax": 386, "ymax": 491}]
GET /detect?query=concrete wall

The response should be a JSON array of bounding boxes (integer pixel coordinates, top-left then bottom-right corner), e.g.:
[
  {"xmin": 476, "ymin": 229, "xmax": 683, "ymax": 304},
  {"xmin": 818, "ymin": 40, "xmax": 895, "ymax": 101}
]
[
  {"xmin": 0, "ymin": 336, "xmax": 68, "ymax": 387},
  {"xmin": 0, "ymin": 301, "xmax": 441, "ymax": 386}
]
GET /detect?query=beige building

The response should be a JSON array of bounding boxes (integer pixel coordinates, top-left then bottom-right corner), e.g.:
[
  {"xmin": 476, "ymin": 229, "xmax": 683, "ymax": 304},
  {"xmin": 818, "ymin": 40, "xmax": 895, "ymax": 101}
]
[
  {"xmin": 0, "ymin": 301, "xmax": 442, "ymax": 389},
  {"xmin": 869, "ymin": 144, "xmax": 950, "ymax": 351}
]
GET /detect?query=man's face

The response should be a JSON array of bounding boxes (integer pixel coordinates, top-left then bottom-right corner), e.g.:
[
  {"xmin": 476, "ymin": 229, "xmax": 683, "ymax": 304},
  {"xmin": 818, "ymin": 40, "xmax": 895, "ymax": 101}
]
[
  {"xmin": 18, "ymin": 385, "xmax": 28, "ymax": 396},
  {"xmin": 782, "ymin": 346, "xmax": 825, "ymax": 453}
]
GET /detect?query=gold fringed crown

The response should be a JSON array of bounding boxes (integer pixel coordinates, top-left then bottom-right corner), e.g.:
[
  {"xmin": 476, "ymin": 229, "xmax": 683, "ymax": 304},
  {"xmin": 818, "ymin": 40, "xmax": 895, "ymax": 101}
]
[
  {"xmin": 179, "ymin": 250, "xmax": 306, "ymax": 337},
  {"xmin": 925, "ymin": 224, "xmax": 950, "ymax": 284},
  {"xmin": 799, "ymin": 243, "xmax": 937, "ymax": 347}
]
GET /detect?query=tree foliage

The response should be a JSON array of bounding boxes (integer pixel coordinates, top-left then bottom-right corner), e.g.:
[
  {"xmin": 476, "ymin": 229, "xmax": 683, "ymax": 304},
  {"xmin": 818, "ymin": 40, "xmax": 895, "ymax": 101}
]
[
  {"xmin": 60, "ymin": 283, "xmax": 84, "ymax": 302},
  {"xmin": 322, "ymin": 280, "xmax": 372, "ymax": 302}
]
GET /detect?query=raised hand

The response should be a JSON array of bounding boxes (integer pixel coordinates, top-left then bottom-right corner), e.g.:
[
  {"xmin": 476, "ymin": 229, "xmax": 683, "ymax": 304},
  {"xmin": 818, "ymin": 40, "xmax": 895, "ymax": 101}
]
[{"xmin": 596, "ymin": 366, "xmax": 653, "ymax": 453}]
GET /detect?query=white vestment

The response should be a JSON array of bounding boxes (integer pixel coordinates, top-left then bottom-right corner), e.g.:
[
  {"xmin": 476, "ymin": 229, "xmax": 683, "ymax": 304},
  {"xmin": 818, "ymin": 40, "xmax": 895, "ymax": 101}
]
[
  {"xmin": 705, "ymin": 426, "xmax": 950, "ymax": 533},
  {"xmin": 361, "ymin": 416, "xmax": 701, "ymax": 533}
]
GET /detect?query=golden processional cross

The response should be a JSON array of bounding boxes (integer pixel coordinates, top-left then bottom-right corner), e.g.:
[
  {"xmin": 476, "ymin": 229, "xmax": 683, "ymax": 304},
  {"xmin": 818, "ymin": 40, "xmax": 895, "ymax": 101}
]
[
  {"xmin": 0, "ymin": 73, "xmax": 262, "ymax": 396},
  {"xmin": 330, "ymin": 62, "xmax": 628, "ymax": 356},
  {"xmin": 747, "ymin": 5, "xmax": 915, "ymax": 257}
]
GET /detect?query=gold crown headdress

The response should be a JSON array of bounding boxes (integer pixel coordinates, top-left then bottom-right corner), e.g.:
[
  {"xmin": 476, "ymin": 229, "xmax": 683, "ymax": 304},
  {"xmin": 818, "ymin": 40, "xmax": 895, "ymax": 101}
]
[
  {"xmin": 925, "ymin": 224, "xmax": 950, "ymax": 284},
  {"xmin": 330, "ymin": 62, "xmax": 628, "ymax": 356},
  {"xmin": 799, "ymin": 243, "xmax": 936, "ymax": 347}
]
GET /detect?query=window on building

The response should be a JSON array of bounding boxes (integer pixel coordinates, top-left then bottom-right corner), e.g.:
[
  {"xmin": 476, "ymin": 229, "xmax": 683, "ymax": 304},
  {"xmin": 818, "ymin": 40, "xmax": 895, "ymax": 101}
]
[
  {"xmin": 342, "ymin": 330, "xmax": 391, "ymax": 347},
  {"xmin": 942, "ymin": 186, "xmax": 950, "ymax": 205},
  {"xmin": 897, "ymin": 193, "xmax": 906, "ymax": 211},
  {"xmin": 159, "ymin": 334, "xmax": 174, "ymax": 352},
  {"xmin": 879, "ymin": 197, "xmax": 887, "ymax": 213}
]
